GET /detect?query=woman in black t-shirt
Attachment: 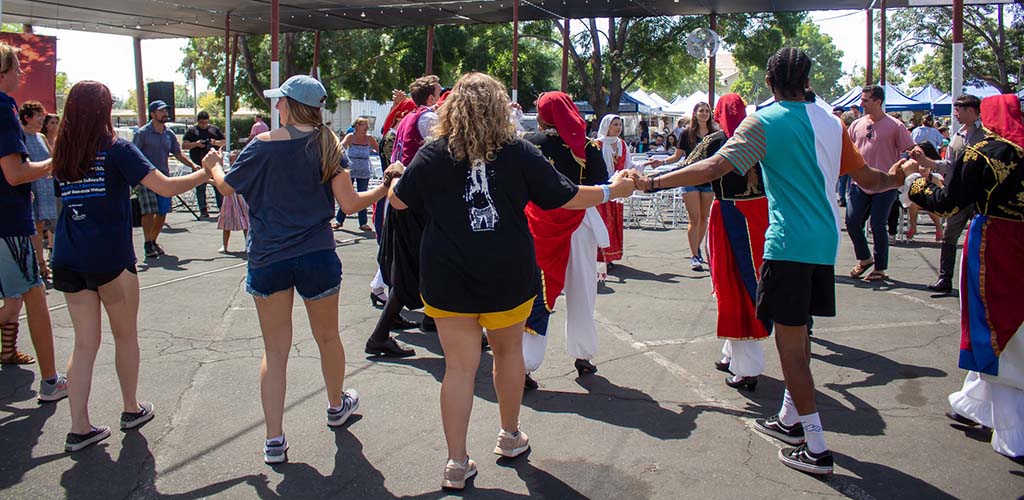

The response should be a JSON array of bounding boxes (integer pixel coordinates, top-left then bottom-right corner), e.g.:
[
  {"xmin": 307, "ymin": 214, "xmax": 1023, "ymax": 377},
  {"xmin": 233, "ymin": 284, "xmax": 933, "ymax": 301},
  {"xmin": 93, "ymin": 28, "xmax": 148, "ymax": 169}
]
[{"xmin": 389, "ymin": 73, "xmax": 635, "ymax": 490}]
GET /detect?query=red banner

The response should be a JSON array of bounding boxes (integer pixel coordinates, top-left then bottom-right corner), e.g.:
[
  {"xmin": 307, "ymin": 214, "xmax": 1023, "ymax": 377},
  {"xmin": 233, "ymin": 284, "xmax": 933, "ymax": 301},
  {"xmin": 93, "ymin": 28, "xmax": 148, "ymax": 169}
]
[{"xmin": 0, "ymin": 33, "xmax": 57, "ymax": 114}]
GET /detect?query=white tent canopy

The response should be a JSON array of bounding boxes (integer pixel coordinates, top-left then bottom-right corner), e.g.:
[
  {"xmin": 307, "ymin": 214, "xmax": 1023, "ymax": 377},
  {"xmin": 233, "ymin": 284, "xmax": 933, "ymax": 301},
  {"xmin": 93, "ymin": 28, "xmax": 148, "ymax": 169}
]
[{"xmin": 663, "ymin": 91, "xmax": 719, "ymax": 115}]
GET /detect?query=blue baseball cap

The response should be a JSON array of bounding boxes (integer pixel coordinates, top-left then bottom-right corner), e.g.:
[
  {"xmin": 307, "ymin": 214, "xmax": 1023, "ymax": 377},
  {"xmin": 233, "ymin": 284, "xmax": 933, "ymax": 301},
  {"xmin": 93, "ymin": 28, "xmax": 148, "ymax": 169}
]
[
  {"xmin": 148, "ymin": 100, "xmax": 169, "ymax": 113},
  {"xmin": 263, "ymin": 75, "xmax": 327, "ymax": 108}
]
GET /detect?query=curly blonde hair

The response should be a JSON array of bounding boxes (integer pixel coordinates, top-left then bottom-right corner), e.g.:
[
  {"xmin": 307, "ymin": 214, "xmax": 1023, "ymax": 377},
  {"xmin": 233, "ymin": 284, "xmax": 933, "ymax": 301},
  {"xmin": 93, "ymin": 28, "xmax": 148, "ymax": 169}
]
[{"xmin": 433, "ymin": 72, "xmax": 516, "ymax": 164}]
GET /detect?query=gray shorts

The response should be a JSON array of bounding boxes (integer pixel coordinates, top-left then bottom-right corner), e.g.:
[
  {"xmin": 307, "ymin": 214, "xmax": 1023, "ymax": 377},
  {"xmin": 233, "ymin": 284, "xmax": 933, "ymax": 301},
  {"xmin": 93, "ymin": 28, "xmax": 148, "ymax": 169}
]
[{"xmin": 0, "ymin": 236, "xmax": 43, "ymax": 299}]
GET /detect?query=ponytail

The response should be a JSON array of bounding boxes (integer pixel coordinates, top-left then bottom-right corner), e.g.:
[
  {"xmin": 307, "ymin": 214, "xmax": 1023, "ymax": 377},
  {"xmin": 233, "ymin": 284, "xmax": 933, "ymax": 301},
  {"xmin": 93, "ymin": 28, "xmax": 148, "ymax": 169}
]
[{"xmin": 315, "ymin": 123, "xmax": 344, "ymax": 184}]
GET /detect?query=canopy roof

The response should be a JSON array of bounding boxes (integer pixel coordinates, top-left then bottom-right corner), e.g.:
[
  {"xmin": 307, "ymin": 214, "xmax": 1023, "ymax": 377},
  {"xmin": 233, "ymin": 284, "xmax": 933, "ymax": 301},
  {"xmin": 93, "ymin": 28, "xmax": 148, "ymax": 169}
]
[
  {"xmin": 3, "ymin": 0, "xmax": 923, "ymax": 40},
  {"xmin": 832, "ymin": 83, "xmax": 931, "ymax": 112},
  {"xmin": 910, "ymin": 84, "xmax": 945, "ymax": 103}
]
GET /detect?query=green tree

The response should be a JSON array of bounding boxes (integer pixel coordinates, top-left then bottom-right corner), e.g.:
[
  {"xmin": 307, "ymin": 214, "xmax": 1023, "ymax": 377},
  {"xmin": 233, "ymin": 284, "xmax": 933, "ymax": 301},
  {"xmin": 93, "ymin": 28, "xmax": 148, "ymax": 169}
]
[
  {"xmin": 846, "ymin": 61, "xmax": 906, "ymax": 89},
  {"xmin": 886, "ymin": 4, "xmax": 1023, "ymax": 93},
  {"xmin": 174, "ymin": 83, "xmax": 195, "ymax": 108},
  {"xmin": 730, "ymin": 19, "xmax": 845, "ymax": 104},
  {"xmin": 181, "ymin": 23, "xmax": 560, "ymax": 114}
]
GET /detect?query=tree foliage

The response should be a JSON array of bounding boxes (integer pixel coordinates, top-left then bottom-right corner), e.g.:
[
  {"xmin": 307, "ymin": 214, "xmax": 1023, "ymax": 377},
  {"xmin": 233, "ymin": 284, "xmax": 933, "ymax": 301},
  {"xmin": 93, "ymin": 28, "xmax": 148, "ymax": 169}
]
[
  {"xmin": 180, "ymin": 23, "xmax": 560, "ymax": 114},
  {"xmin": 730, "ymin": 19, "xmax": 845, "ymax": 104},
  {"xmin": 886, "ymin": 4, "xmax": 1023, "ymax": 93}
]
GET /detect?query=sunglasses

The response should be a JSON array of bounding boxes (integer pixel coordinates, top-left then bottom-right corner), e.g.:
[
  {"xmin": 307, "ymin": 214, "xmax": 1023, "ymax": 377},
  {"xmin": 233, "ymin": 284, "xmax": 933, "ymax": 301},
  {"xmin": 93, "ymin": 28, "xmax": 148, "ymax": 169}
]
[{"xmin": 866, "ymin": 123, "xmax": 873, "ymax": 140}]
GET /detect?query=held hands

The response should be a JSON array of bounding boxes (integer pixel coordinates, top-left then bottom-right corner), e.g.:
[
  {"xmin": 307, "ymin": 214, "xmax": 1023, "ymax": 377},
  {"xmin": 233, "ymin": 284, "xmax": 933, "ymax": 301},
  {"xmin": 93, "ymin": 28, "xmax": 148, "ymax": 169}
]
[
  {"xmin": 642, "ymin": 158, "xmax": 663, "ymax": 168},
  {"xmin": 202, "ymin": 149, "xmax": 223, "ymax": 172},
  {"xmin": 909, "ymin": 146, "xmax": 937, "ymax": 169},
  {"xmin": 382, "ymin": 161, "xmax": 405, "ymax": 188},
  {"xmin": 607, "ymin": 170, "xmax": 638, "ymax": 199}
]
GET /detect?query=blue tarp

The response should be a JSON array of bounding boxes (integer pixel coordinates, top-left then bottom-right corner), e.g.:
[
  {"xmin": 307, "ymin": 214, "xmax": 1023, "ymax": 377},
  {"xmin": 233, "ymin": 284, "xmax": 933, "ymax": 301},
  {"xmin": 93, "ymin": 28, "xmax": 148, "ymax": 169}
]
[
  {"xmin": 829, "ymin": 86, "xmax": 864, "ymax": 110},
  {"xmin": 571, "ymin": 92, "xmax": 652, "ymax": 115},
  {"xmin": 910, "ymin": 85, "xmax": 945, "ymax": 103},
  {"xmin": 832, "ymin": 83, "xmax": 930, "ymax": 112},
  {"xmin": 930, "ymin": 84, "xmax": 1005, "ymax": 116}
]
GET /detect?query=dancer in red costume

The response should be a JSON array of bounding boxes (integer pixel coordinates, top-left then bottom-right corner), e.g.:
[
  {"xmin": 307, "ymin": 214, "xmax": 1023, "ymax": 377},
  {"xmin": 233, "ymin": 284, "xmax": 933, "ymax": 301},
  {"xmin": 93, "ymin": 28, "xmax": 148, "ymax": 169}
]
[{"xmin": 594, "ymin": 114, "xmax": 639, "ymax": 282}]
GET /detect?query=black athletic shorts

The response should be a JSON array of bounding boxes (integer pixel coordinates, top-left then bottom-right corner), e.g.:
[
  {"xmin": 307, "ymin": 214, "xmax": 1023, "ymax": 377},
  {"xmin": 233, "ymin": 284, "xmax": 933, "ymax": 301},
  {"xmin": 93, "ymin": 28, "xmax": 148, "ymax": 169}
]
[
  {"xmin": 755, "ymin": 260, "xmax": 835, "ymax": 327},
  {"xmin": 52, "ymin": 266, "xmax": 137, "ymax": 293}
]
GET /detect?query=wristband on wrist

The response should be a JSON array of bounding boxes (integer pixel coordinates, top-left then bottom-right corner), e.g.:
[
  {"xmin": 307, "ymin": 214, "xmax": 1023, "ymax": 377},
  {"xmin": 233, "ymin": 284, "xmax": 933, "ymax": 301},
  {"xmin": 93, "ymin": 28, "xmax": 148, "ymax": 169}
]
[{"xmin": 600, "ymin": 184, "xmax": 611, "ymax": 203}]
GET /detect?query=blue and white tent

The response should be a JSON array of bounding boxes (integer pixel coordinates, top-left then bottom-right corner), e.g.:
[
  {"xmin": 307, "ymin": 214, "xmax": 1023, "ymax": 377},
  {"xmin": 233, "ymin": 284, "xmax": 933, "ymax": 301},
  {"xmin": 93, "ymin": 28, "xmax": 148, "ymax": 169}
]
[
  {"xmin": 911, "ymin": 85, "xmax": 945, "ymax": 104},
  {"xmin": 931, "ymin": 84, "xmax": 1004, "ymax": 116}
]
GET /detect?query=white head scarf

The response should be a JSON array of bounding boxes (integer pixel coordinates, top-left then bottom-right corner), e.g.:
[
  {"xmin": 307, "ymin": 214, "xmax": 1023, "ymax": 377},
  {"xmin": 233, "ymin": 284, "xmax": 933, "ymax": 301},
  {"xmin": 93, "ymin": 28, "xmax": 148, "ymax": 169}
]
[{"xmin": 596, "ymin": 114, "xmax": 629, "ymax": 177}]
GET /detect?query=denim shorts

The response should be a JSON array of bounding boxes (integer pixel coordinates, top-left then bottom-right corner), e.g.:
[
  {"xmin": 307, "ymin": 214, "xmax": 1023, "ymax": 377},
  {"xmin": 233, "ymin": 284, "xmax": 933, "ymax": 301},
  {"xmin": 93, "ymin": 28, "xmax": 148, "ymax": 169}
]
[
  {"xmin": 246, "ymin": 249, "xmax": 342, "ymax": 300},
  {"xmin": 0, "ymin": 236, "xmax": 43, "ymax": 299},
  {"xmin": 681, "ymin": 184, "xmax": 713, "ymax": 194}
]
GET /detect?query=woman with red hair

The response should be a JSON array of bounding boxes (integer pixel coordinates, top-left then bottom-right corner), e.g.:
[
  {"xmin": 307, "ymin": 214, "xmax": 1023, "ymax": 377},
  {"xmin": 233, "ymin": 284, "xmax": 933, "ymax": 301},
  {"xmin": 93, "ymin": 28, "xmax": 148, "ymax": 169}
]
[
  {"xmin": 50, "ymin": 81, "xmax": 211, "ymax": 452},
  {"xmin": 522, "ymin": 91, "xmax": 611, "ymax": 388}
]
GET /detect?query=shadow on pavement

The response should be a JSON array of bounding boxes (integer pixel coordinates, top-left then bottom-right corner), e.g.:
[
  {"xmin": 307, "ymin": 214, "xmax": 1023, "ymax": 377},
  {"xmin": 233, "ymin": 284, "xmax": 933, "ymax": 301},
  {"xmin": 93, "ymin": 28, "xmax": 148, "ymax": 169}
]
[
  {"xmin": 0, "ymin": 365, "xmax": 61, "ymax": 491},
  {"xmin": 60, "ymin": 432, "xmax": 255, "ymax": 499},
  {"xmin": 607, "ymin": 264, "xmax": 684, "ymax": 284},
  {"xmin": 828, "ymin": 451, "xmax": 958, "ymax": 500}
]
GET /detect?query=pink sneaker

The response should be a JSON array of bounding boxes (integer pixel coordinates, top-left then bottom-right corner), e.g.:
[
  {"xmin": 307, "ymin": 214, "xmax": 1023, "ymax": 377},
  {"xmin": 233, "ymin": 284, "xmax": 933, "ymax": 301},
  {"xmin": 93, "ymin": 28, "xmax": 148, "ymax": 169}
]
[
  {"xmin": 441, "ymin": 457, "xmax": 477, "ymax": 490},
  {"xmin": 493, "ymin": 428, "xmax": 530, "ymax": 458}
]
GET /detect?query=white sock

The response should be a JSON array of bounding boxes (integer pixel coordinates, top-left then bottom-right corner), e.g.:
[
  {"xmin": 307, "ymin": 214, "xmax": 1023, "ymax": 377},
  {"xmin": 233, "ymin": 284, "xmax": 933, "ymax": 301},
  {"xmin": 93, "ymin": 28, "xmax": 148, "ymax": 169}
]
[
  {"xmin": 729, "ymin": 374, "xmax": 744, "ymax": 383},
  {"xmin": 798, "ymin": 413, "xmax": 828, "ymax": 453},
  {"xmin": 777, "ymin": 389, "xmax": 799, "ymax": 426},
  {"xmin": 719, "ymin": 355, "xmax": 731, "ymax": 365},
  {"xmin": 266, "ymin": 434, "xmax": 285, "ymax": 446}
]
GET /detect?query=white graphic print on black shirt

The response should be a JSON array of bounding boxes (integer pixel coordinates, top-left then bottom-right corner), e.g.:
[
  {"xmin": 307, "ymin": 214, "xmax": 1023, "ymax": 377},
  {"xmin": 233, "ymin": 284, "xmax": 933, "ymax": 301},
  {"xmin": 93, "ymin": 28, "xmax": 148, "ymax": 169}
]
[{"xmin": 465, "ymin": 159, "xmax": 499, "ymax": 232}]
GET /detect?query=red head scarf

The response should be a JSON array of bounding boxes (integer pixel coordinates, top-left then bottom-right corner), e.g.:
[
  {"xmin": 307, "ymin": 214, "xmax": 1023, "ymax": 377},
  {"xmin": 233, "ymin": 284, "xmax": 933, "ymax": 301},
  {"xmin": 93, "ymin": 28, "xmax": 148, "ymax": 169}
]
[
  {"xmin": 436, "ymin": 89, "xmax": 451, "ymax": 108},
  {"xmin": 714, "ymin": 93, "xmax": 747, "ymax": 138},
  {"xmin": 981, "ymin": 94, "xmax": 1024, "ymax": 149},
  {"xmin": 381, "ymin": 98, "xmax": 418, "ymax": 135},
  {"xmin": 536, "ymin": 91, "xmax": 588, "ymax": 164}
]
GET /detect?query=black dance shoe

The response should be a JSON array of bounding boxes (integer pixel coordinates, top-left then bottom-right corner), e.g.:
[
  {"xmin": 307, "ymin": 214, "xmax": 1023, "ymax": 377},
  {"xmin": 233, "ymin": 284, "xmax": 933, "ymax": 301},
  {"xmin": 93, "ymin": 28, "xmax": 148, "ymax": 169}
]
[
  {"xmin": 574, "ymin": 359, "xmax": 598, "ymax": 376},
  {"xmin": 724, "ymin": 376, "xmax": 758, "ymax": 391},
  {"xmin": 370, "ymin": 292, "xmax": 387, "ymax": 308},
  {"xmin": 524, "ymin": 374, "xmax": 539, "ymax": 390},
  {"xmin": 365, "ymin": 337, "xmax": 415, "ymax": 358},
  {"xmin": 927, "ymin": 278, "xmax": 953, "ymax": 294},
  {"xmin": 714, "ymin": 360, "xmax": 733, "ymax": 374},
  {"xmin": 391, "ymin": 315, "xmax": 420, "ymax": 331}
]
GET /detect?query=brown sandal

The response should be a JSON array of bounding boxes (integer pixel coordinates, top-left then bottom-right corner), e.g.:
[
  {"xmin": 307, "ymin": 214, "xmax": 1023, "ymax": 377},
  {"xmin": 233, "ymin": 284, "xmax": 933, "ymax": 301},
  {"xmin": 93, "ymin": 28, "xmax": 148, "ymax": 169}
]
[
  {"xmin": 863, "ymin": 270, "xmax": 888, "ymax": 282},
  {"xmin": 849, "ymin": 261, "xmax": 874, "ymax": 278},
  {"xmin": 1, "ymin": 322, "xmax": 36, "ymax": 365}
]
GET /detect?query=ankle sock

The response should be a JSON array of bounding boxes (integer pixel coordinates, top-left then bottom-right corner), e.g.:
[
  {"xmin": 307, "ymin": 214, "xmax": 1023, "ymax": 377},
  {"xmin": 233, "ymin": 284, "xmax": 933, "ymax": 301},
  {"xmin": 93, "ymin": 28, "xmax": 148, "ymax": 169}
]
[
  {"xmin": 266, "ymin": 434, "xmax": 285, "ymax": 446},
  {"xmin": 778, "ymin": 389, "xmax": 799, "ymax": 427},
  {"xmin": 44, "ymin": 376, "xmax": 57, "ymax": 384},
  {"xmin": 719, "ymin": 355, "xmax": 731, "ymax": 365},
  {"xmin": 799, "ymin": 413, "xmax": 828, "ymax": 453}
]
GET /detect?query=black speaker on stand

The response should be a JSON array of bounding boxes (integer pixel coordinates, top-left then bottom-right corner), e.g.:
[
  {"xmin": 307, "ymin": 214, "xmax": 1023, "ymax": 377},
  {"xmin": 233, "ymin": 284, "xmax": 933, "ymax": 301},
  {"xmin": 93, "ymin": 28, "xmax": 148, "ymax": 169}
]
[{"xmin": 146, "ymin": 81, "xmax": 175, "ymax": 122}]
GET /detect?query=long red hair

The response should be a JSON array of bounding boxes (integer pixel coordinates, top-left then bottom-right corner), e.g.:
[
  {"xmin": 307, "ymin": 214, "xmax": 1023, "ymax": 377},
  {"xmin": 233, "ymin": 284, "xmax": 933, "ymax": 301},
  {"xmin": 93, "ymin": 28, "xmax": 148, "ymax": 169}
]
[{"xmin": 52, "ymin": 81, "xmax": 115, "ymax": 182}]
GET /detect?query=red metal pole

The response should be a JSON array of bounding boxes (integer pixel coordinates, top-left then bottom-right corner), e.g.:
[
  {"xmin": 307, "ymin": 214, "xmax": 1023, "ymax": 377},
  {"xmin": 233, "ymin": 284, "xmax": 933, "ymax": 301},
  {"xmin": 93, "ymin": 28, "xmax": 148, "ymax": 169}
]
[
  {"xmin": 708, "ymin": 13, "xmax": 717, "ymax": 106},
  {"xmin": 880, "ymin": 0, "xmax": 887, "ymax": 86},
  {"xmin": 866, "ymin": 9, "xmax": 873, "ymax": 84},
  {"xmin": 425, "ymin": 25, "xmax": 434, "ymax": 75},
  {"xmin": 511, "ymin": 0, "xmax": 519, "ymax": 102},
  {"xmin": 133, "ymin": 37, "xmax": 146, "ymax": 126},
  {"xmin": 561, "ymin": 18, "xmax": 569, "ymax": 92},
  {"xmin": 312, "ymin": 31, "xmax": 321, "ymax": 79}
]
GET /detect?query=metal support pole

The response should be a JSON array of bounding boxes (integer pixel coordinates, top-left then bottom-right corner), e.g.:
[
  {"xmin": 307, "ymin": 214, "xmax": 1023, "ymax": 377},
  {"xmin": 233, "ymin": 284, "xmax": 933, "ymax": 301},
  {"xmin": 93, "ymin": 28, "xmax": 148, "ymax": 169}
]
[
  {"xmin": 951, "ymin": 0, "xmax": 964, "ymax": 131},
  {"xmin": 708, "ymin": 13, "xmax": 717, "ymax": 106},
  {"xmin": 133, "ymin": 37, "xmax": 146, "ymax": 126},
  {"xmin": 225, "ymin": 15, "xmax": 232, "ymax": 163},
  {"xmin": 270, "ymin": 0, "xmax": 280, "ymax": 130},
  {"xmin": 425, "ymin": 25, "xmax": 435, "ymax": 75},
  {"xmin": 561, "ymin": 18, "xmax": 569, "ymax": 92},
  {"xmin": 312, "ymin": 31, "xmax": 321, "ymax": 79},
  {"xmin": 880, "ymin": 0, "xmax": 887, "ymax": 86},
  {"xmin": 511, "ymin": 0, "xmax": 519, "ymax": 103},
  {"xmin": 866, "ymin": 9, "xmax": 873, "ymax": 85}
]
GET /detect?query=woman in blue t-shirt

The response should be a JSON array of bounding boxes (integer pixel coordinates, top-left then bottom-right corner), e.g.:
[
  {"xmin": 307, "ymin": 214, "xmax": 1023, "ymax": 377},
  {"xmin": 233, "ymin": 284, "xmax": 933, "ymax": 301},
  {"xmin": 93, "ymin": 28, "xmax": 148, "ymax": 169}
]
[
  {"xmin": 202, "ymin": 75, "xmax": 401, "ymax": 465},
  {"xmin": 50, "ymin": 81, "xmax": 213, "ymax": 452}
]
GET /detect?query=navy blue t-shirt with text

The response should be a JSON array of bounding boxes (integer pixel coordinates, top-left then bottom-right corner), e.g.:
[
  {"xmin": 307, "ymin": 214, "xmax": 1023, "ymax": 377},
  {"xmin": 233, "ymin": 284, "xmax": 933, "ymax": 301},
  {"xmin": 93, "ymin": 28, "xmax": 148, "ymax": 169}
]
[
  {"xmin": 0, "ymin": 92, "xmax": 32, "ymax": 237},
  {"xmin": 53, "ymin": 139, "xmax": 155, "ymax": 272}
]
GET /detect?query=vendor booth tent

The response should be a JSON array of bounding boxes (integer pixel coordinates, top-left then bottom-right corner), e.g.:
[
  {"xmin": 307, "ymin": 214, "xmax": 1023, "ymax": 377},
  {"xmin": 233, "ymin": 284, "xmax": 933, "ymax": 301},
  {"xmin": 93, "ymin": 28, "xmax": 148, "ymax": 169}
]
[
  {"xmin": 832, "ymin": 83, "xmax": 928, "ymax": 112},
  {"xmin": 930, "ymin": 84, "xmax": 1004, "ymax": 116},
  {"xmin": 911, "ymin": 85, "xmax": 945, "ymax": 104}
]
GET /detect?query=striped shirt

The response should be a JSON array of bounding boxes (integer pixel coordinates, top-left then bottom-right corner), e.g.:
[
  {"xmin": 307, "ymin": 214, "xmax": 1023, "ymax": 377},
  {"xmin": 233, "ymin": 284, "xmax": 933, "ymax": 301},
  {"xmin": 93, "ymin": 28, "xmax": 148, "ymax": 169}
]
[{"xmin": 715, "ymin": 100, "xmax": 864, "ymax": 265}]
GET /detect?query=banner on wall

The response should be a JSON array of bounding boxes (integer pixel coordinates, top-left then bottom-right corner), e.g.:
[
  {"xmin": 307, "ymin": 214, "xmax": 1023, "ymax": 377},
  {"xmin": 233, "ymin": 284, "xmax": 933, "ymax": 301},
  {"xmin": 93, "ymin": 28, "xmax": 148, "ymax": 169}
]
[{"xmin": 0, "ymin": 33, "xmax": 57, "ymax": 114}]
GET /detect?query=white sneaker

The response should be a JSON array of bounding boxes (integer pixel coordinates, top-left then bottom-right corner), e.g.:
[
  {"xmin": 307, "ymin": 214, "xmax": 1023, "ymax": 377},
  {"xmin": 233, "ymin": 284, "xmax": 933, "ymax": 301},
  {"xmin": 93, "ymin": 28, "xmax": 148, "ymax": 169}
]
[{"xmin": 38, "ymin": 374, "xmax": 68, "ymax": 402}]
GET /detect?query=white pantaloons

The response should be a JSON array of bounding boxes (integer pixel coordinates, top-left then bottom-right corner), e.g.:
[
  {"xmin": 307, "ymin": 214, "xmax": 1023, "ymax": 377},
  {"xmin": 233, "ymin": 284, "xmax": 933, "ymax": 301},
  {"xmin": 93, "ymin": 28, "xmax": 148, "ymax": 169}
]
[
  {"xmin": 949, "ymin": 371, "xmax": 1024, "ymax": 458},
  {"xmin": 721, "ymin": 339, "xmax": 766, "ymax": 378}
]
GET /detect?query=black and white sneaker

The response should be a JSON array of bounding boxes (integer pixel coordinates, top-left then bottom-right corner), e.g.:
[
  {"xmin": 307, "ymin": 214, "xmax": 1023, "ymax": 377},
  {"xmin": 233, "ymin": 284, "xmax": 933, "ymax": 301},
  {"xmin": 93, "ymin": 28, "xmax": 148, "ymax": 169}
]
[
  {"xmin": 65, "ymin": 425, "xmax": 111, "ymax": 452},
  {"xmin": 144, "ymin": 242, "xmax": 158, "ymax": 259},
  {"xmin": 120, "ymin": 401, "xmax": 155, "ymax": 430},
  {"xmin": 778, "ymin": 443, "xmax": 834, "ymax": 475},
  {"xmin": 753, "ymin": 415, "xmax": 805, "ymax": 445}
]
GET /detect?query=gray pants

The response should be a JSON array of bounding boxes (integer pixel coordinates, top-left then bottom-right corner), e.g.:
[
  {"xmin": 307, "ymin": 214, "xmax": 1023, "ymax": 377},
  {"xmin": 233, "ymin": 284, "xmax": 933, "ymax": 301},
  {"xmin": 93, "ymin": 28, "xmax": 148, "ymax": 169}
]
[{"xmin": 938, "ymin": 206, "xmax": 976, "ymax": 282}]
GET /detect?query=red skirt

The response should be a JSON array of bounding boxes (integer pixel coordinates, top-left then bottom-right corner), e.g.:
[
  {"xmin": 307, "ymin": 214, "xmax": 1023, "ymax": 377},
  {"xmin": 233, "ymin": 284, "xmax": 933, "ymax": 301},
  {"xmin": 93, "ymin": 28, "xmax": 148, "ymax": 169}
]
[
  {"xmin": 707, "ymin": 198, "xmax": 771, "ymax": 340},
  {"xmin": 596, "ymin": 201, "xmax": 623, "ymax": 263},
  {"xmin": 526, "ymin": 203, "xmax": 585, "ymax": 309}
]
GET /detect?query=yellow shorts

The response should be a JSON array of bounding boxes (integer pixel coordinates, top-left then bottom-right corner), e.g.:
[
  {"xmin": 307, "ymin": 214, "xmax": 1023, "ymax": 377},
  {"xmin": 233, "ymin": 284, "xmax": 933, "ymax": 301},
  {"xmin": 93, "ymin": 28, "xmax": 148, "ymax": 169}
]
[{"xmin": 422, "ymin": 297, "xmax": 534, "ymax": 331}]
